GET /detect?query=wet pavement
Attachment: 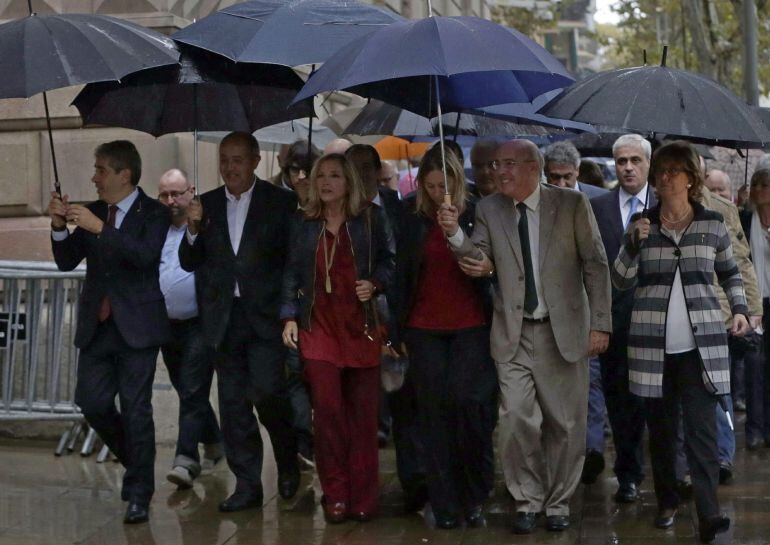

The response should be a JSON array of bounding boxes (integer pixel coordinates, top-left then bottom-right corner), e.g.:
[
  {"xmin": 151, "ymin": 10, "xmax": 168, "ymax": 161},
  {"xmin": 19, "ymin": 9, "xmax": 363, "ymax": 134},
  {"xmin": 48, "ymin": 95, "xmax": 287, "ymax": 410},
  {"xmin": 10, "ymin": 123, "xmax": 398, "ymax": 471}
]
[{"xmin": 2, "ymin": 417, "xmax": 770, "ymax": 545}]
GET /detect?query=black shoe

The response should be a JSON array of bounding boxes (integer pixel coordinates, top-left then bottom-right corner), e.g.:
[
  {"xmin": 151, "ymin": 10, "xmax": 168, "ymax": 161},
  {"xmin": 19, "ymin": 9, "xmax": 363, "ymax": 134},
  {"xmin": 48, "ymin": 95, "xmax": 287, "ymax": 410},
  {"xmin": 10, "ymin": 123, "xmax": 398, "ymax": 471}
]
[
  {"xmin": 581, "ymin": 450, "xmax": 605, "ymax": 484},
  {"xmin": 123, "ymin": 502, "xmax": 149, "ymax": 524},
  {"xmin": 675, "ymin": 479, "xmax": 693, "ymax": 500},
  {"xmin": 218, "ymin": 491, "xmax": 263, "ymax": 512},
  {"xmin": 512, "ymin": 511, "xmax": 537, "ymax": 534},
  {"xmin": 718, "ymin": 464, "xmax": 733, "ymax": 485},
  {"xmin": 614, "ymin": 482, "xmax": 638, "ymax": 503},
  {"xmin": 464, "ymin": 505, "xmax": 486, "ymax": 528},
  {"xmin": 403, "ymin": 484, "xmax": 428, "ymax": 513},
  {"xmin": 747, "ymin": 437, "xmax": 763, "ymax": 451},
  {"xmin": 434, "ymin": 511, "xmax": 460, "ymax": 529},
  {"xmin": 699, "ymin": 515, "xmax": 730, "ymax": 543},
  {"xmin": 654, "ymin": 508, "xmax": 677, "ymax": 529},
  {"xmin": 278, "ymin": 466, "xmax": 301, "ymax": 499},
  {"xmin": 546, "ymin": 515, "xmax": 569, "ymax": 531}
]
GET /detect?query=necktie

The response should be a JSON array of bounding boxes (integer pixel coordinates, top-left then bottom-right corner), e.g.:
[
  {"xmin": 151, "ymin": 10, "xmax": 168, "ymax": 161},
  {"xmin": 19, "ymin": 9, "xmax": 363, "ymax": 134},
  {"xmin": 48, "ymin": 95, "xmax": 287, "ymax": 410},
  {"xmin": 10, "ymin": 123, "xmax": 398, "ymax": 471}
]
[
  {"xmin": 97, "ymin": 205, "xmax": 118, "ymax": 322},
  {"xmin": 625, "ymin": 196, "xmax": 639, "ymax": 229},
  {"xmin": 517, "ymin": 202, "xmax": 538, "ymax": 315}
]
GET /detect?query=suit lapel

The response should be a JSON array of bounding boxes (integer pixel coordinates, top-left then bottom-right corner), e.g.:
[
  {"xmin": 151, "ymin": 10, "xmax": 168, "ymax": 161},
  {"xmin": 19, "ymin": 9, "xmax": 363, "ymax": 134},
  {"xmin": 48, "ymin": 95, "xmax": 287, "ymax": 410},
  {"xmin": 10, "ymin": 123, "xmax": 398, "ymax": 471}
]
[
  {"xmin": 117, "ymin": 188, "xmax": 145, "ymax": 234},
  {"xmin": 538, "ymin": 185, "xmax": 558, "ymax": 269},
  {"xmin": 237, "ymin": 180, "xmax": 267, "ymax": 258},
  {"xmin": 210, "ymin": 188, "xmax": 235, "ymax": 257},
  {"xmin": 497, "ymin": 196, "xmax": 524, "ymax": 271},
  {"xmin": 607, "ymin": 188, "xmax": 624, "ymax": 252}
]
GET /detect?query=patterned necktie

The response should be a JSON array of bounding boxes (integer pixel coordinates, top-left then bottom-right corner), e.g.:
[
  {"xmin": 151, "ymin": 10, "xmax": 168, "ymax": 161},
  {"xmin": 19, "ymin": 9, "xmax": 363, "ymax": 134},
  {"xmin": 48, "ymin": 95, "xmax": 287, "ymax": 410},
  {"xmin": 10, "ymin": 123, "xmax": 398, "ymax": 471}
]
[
  {"xmin": 97, "ymin": 205, "xmax": 118, "ymax": 322},
  {"xmin": 517, "ymin": 202, "xmax": 538, "ymax": 315}
]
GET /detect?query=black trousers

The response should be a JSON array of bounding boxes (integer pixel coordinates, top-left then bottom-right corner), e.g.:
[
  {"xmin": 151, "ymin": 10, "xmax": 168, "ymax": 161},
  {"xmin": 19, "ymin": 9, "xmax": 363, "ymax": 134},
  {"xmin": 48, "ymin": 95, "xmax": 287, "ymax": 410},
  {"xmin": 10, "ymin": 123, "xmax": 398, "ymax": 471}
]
[
  {"xmin": 405, "ymin": 327, "xmax": 497, "ymax": 516},
  {"xmin": 600, "ymin": 345, "xmax": 646, "ymax": 485},
  {"xmin": 645, "ymin": 350, "xmax": 720, "ymax": 521},
  {"xmin": 216, "ymin": 300, "xmax": 298, "ymax": 493},
  {"xmin": 75, "ymin": 319, "xmax": 158, "ymax": 505},
  {"xmin": 387, "ymin": 362, "xmax": 427, "ymax": 496},
  {"xmin": 161, "ymin": 318, "xmax": 222, "ymax": 476},
  {"xmin": 745, "ymin": 302, "xmax": 770, "ymax": 444},
  {"xmin": 285, "ymin": 347, "xmax": 313, "ymax": 458}
]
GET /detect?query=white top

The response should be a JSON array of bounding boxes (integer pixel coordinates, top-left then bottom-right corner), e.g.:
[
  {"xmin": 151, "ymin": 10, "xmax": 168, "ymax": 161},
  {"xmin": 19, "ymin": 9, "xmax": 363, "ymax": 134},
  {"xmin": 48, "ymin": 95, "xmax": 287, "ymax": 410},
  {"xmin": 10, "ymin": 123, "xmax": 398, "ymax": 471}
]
[
  {"xmin": 160, "ymin": 224, "xmax": 198, "ymax": 320},
  {"xmin": 187, "ymin": 180, "xmax": 256, "ymax": 297},
  {"xmin": 448, "ymin": 184, "xmax": 548, "ymax": 320},
  {"xmin": 663, "ymin": 228, "xmax": 697, "ymax": 354},
  {"xmin": 618, "ymin": 183, "xmax": 649, "ymax": 228},
  {"xmin": 51, "ymin": 188, "xmax": 139, "ymax": 241}
]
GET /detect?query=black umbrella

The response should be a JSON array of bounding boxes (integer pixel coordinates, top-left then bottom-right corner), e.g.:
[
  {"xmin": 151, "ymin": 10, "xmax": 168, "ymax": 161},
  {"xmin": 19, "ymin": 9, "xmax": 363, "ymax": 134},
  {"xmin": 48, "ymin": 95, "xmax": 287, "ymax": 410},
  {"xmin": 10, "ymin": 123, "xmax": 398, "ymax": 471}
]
[
  {"xmin": 0, "ymin": 9, "xmax": 180, "ymax": 193},
  {"xmin": 539, "ymin": 48, "xmax": 770, "ymax": 149},
  {"xmin": 73, "ymin": 49, "xmax": 314, "ymax": 190}
]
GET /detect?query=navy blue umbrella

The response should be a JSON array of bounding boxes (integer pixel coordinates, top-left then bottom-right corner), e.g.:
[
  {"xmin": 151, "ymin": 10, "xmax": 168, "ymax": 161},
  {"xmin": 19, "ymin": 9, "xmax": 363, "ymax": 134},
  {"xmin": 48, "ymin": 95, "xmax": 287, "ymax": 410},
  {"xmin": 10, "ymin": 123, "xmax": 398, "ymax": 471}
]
[
  {"xmin": 293, "ymin": 16, "xmax": 574, "ymax": 118},
  {"xmin": 172, "ymin": 0, "xmax": 402, "ymax": 67}
]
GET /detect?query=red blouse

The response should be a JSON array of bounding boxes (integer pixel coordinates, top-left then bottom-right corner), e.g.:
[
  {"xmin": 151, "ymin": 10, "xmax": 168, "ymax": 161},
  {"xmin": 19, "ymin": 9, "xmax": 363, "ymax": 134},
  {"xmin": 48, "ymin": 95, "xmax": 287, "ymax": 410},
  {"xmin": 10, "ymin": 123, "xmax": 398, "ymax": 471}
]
[
  {"xmin": 299, "ymin": 226, "xmax": 381, "ymax": 368},
  {"xmin": 406, "ymin": 220, "xmax": 486, "ymax": 331}
]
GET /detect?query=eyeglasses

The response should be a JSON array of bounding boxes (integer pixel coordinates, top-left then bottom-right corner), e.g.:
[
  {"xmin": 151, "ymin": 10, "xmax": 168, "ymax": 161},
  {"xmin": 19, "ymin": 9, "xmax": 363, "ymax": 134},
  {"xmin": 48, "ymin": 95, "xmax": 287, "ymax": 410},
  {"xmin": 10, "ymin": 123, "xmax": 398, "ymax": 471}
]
[
  {"xmin": 655, "ymin": 167, "xmax": 685, "ymax": 178},
  {"xmin": 288, "ymin": 165, "xmax": 308, "ymax": 177},
  {"xmin": 546, "ymin": 171, "xmax": 576, "ymax": 181},
  {"xmin": 490, "ymin": 159, "xmax": 537, "ymax": 171},
  {"xmin": 158, "ymin": 188, "xmax": 192, "ymax": 200}
]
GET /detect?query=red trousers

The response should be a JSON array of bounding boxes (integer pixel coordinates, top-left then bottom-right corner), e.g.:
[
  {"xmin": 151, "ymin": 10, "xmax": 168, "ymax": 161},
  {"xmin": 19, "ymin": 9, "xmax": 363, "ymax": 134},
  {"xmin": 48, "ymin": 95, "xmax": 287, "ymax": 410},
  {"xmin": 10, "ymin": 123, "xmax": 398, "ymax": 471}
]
[{"xmin": 304, "ymin": 359, "xmax": 380, "ymax": 514}]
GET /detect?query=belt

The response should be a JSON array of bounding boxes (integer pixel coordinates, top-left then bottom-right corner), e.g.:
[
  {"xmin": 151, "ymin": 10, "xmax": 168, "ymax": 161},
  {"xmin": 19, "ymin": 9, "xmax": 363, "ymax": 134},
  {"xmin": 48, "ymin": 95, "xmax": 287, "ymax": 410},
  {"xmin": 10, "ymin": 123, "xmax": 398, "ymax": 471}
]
[
  {"xmin": 169, "ymin": 317, "xmax": 198, "ymax": 325},
  {"xmin": 523, "ymin": 315, "xmax": 550, "ymax": 324}
]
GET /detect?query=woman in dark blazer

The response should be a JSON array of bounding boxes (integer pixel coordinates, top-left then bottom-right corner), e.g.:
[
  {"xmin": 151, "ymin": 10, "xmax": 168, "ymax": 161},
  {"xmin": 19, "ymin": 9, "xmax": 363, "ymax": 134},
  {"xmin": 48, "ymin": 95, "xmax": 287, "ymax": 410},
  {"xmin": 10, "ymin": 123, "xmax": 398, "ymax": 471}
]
[
  {"xmin": 280, "ymin": 153, "xmax": 395, "ymax": 523},
  {"xmin": 393, "ymin": 148, "xmax": 496, "ymax": 529},
  {"xmin": 613, "ymin": 141, "xmax": 750, "ymax": 543}
]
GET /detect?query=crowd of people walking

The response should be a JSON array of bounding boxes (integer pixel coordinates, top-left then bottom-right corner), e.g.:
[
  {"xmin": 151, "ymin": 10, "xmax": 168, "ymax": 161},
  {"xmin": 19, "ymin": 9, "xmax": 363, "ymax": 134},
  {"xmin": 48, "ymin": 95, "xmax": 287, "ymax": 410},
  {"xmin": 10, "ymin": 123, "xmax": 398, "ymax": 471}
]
[{"xmin": 47, "ymin": 129, "xmax": 770, "ymax": 544}]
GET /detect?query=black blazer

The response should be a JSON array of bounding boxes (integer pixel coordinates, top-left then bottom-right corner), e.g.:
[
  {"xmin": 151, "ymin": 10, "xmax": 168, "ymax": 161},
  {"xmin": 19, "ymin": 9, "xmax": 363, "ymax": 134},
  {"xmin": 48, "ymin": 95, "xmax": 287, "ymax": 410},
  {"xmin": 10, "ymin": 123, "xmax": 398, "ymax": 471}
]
[
  {"xmin": 52, "ymin": 187, "xmax": 171, "ymax": 349},
  {"xmin": 280, "ymin": 205, "xmax": 396, "ymax": 331},
  {"xmin": 179, "ymin": 180, "xmax": 298, "ymax": 347},
  {"xmin": 590, "ymin": 186, "xmax": 657, "ymax": 346},
  {"xmin": 378, "ymin": 187, "xmax": 405, "ymax": 242}
]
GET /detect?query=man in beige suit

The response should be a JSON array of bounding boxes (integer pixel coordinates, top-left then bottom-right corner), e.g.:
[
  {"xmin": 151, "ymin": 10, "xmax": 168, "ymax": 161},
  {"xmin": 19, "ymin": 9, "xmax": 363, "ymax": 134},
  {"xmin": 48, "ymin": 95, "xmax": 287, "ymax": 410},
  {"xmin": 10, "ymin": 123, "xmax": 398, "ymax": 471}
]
[{"xmin": 438, "ymin": 139, "xmax": 612, "ymax": 534}]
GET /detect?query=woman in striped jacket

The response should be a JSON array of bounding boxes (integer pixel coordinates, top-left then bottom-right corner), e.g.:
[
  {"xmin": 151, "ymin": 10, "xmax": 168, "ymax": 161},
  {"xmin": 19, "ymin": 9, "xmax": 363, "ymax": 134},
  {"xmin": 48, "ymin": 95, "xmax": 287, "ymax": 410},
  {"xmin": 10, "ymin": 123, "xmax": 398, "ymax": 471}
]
[{"xmin": 612, "ymin": 140, "xmax": 751, "ymax": 544}]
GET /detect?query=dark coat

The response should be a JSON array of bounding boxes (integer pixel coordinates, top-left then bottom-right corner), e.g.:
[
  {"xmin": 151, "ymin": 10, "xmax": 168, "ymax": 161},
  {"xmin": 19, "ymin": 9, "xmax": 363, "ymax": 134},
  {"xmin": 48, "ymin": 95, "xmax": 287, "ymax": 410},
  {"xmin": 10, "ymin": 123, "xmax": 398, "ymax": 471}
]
[
  {"xmin": 280, "ymin": 204, "xmax": 396, "ymax": 332},
  {"xmin": 52, "ymin": 187, "xmax": 170, "ymax": 349},
  {"xmin": 179, "ymin": 180, "xmax": 298, "ymax": 347}
]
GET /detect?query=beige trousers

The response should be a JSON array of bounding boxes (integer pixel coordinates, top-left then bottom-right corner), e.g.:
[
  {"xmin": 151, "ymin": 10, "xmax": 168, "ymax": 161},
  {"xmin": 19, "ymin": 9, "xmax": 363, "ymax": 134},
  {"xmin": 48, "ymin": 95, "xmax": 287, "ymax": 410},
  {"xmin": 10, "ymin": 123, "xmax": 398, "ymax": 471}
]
[{"xmin": 496, "ymin": 320, "xmax": 588, "ymax": 516}]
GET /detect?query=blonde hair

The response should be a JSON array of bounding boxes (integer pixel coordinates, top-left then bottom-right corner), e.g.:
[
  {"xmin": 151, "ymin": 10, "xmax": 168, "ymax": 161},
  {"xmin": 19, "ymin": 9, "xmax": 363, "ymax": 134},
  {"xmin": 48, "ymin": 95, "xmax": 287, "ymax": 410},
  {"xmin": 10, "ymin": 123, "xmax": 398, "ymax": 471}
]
[
  {"xmin": 304, "ymin": 154, "xmax": 367, "ymax": 219},
  {"xmin": 415, "ymin": 147, "xmax": 467, "ymax": 217}
]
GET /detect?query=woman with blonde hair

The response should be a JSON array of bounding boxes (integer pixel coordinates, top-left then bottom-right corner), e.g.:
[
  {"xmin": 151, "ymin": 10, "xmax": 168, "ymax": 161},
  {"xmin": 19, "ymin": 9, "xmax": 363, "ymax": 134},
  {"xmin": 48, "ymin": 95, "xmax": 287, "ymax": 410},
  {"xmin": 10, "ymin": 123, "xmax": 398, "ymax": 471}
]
[
  {"xmin": 393, "ymin": 147, "xmax": 496, "ymax": 528},
  {"xmin": 280, "ymin": 153, "xmax": 395, "ymax": 523}
]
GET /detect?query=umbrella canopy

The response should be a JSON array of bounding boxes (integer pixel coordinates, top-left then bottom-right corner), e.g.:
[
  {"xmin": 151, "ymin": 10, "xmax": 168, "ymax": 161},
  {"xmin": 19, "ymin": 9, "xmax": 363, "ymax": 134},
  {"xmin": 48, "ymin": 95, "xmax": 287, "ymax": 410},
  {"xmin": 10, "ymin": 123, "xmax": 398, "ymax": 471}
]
[
  {"xmin": 0, "ymin": 13, "xmax": 179, "ymax": 99},
  {"xmin": 198, "ymin": 120, "xmax": 338, "ymax": 148},
  {"xmin": 294, "ymin": 16, "xmax": 575, "ymax": 117},
  {"xmin": 539, "ymin": 64, "xmax": 770, "ymax": 148},
  {"xmin": 374, "ymin": 136, "xmax": 431, "ymax": 160},
  {"xmin": 172, "ymin": 0, "xmax": 402, "ymax": 67},
  {"xmin": 72, "ymin": 50, "xmax": 313, "ymax": 137}
]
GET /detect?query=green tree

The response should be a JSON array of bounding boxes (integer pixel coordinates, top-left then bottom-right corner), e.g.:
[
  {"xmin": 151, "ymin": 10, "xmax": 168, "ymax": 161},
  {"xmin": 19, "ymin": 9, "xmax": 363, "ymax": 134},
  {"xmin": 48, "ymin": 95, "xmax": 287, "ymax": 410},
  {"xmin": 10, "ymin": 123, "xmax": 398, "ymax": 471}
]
[{"xmin": 595, "ymin": 0, "xmax": 770, "ymax": 97}]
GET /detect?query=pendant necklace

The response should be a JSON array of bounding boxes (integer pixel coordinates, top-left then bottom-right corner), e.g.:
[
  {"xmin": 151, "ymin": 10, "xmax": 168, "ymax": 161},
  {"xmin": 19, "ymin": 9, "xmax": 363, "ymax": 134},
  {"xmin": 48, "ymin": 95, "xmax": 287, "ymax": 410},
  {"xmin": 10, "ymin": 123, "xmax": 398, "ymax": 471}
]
[{"xmin": 323, "ymin": 225, "xmax": 338, "ymax": 294}]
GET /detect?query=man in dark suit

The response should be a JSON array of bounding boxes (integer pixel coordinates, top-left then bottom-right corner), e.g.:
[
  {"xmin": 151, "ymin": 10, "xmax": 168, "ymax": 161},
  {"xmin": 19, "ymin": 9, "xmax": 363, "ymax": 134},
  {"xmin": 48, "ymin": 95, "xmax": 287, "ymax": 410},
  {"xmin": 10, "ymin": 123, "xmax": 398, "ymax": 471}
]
[
  {"xmin": 48, "ymin": 140, "xmax": 170, "ymax": 524},
  {"xmin": 180, "ymin": 131, "xmax": 299, "ymax": 513},
  {"xmin": 589, "ymin": 133, "xmax": 656, "ymax": 504}
]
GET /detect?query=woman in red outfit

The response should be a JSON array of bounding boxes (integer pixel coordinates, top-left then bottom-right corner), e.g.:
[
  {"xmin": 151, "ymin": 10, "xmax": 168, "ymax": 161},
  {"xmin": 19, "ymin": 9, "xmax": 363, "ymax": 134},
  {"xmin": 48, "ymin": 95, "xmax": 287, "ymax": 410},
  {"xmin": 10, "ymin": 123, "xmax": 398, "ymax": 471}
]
[
  {"xmin": 280, "ymin": 153, "xmax": 396, "ymax": 523},
  {"xmin": 393, "ymin": 149, "xmax": 497, "ymax": 529}
]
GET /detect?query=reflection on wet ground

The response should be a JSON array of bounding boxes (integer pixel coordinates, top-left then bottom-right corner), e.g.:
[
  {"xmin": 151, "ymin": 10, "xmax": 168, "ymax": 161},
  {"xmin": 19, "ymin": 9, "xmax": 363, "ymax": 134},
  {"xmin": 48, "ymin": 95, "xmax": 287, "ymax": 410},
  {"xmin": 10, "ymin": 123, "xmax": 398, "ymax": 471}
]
[{"xmin": 2, "ymin": 419, "xmax": 770, "ymax": 545}]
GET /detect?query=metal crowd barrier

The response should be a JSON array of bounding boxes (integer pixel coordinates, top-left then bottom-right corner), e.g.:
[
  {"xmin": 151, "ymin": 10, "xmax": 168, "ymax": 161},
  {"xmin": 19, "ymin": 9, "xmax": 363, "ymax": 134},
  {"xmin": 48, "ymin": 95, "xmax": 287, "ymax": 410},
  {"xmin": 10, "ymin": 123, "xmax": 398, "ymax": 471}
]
[{"xmin": 0, "ymin": 260, "xmax": 95, "ymax": 455}]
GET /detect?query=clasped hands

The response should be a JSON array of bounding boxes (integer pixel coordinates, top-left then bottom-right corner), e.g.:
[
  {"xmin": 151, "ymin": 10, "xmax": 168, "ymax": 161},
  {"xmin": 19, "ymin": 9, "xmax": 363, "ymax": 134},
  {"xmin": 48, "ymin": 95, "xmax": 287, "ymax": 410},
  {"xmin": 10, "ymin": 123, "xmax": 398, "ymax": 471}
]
[{"xmin": 48, "ymin": 191, "xmax": 103, "ymax": 234}]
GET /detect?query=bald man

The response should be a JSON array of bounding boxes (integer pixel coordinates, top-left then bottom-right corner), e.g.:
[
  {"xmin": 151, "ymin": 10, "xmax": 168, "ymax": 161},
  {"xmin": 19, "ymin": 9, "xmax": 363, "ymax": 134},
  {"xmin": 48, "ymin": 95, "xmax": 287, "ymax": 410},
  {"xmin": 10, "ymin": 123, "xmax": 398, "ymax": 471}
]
[
  {"xmin": 438, "ymin": 139, "xmax": 611, "ymax": 533},
  {"xmin": 323, "ymin": 137, "xmax": 353, "ymax": 155},
  {"xmin": 705, "ymin": 169, "xmax": 733, "ymax": 201},
  {"xmin": 158, "ymin": 169, "xmax": 223, "ymax": 490}
]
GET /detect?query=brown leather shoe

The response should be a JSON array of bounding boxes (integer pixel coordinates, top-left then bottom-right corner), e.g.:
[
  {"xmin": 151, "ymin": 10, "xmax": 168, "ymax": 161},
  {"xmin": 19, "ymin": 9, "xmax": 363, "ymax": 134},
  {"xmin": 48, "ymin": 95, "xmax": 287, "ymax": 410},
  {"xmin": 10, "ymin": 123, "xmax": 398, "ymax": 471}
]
[{"xmin": 321, "ymin": 496, "xmax": 347, "ymax": 524}]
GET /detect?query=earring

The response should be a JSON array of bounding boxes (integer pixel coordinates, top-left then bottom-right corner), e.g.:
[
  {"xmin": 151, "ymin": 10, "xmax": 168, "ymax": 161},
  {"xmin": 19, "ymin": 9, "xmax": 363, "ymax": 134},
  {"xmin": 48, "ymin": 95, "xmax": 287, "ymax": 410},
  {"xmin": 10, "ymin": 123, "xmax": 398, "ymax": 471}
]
[{"xmin": 687, "ymin": 184, "xmax": 692, "ymax": 188}]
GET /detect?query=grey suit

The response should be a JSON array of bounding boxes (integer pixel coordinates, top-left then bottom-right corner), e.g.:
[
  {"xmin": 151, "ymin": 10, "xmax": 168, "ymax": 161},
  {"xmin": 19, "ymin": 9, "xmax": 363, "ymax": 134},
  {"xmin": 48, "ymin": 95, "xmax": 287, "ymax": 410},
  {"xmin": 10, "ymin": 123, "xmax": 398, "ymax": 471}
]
[{"xmin": 452, "ymin": 183, "xmax": 611, "ymax": 515}]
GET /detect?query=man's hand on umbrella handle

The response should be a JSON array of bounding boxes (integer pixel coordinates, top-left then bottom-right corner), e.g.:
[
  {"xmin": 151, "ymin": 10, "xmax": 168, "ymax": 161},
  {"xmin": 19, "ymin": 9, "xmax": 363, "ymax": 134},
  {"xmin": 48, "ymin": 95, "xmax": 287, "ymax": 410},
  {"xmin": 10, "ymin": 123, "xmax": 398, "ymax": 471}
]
[
  {"xmin": 66, "ymin": 204, "xmax": 103, "ymax": 234},
  {"xmin": 626, "ymin": 217, "xmax": 650, "ymax": 251},
  {"xmin": 588, "ymin": 330, "xmax": 609, "ymax": 356},
  {"xmin": 437, "ymin": 203, "xmax": 459, "ymax": 237},
  {"xmin": 458, "ymin": 253, "xmax": 494, "ymax": 278},
  {"xmin": 187, "ymin": 197, "xmax": 203, "ymax": 235},
  {"xmin": 48, "ymin": 191, "xmax": 69, "ymax": 230},
  {"xmin": 355, "ymin": 280, "xmax": 375, "ymax": 302},
  {"xmin": 282, "ymin": 320, "xmax": 298, "ymax": 350},
  {"xmin": 750, "ymin": 315, "xmax": 762, "ymax": 330},
  {"xmin": 730, "ymin": 314, "xmax": 751, "ymax": 337}
]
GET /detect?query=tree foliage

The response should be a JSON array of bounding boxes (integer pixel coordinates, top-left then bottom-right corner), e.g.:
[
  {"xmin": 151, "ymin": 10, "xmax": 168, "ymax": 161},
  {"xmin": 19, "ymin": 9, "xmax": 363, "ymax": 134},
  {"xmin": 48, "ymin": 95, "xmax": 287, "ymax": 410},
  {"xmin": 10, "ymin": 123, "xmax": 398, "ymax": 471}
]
[{"xmin": 594, "ymin": 0, "xmax": 770, "ymax": 97}]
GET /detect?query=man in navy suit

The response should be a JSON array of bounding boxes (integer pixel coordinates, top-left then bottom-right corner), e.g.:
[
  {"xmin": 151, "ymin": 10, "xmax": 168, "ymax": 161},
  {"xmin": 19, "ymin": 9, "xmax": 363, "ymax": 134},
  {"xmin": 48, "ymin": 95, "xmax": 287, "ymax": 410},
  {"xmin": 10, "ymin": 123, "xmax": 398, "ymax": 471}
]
[
  {"xmin": 589, "ymin": 134, "xmax": 656, "ymax": 503},
  {"xmin": 48, "ymin": 140, "xmax": 170, "ymax": 524}
]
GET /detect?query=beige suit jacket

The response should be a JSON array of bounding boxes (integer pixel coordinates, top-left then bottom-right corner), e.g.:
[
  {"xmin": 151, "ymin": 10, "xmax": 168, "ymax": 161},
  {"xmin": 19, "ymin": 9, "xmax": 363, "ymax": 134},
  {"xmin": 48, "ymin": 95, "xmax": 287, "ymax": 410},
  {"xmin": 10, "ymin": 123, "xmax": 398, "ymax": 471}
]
[{"xmin": 453, "ymin": 184, "xmax": 612, "ymax": 363}]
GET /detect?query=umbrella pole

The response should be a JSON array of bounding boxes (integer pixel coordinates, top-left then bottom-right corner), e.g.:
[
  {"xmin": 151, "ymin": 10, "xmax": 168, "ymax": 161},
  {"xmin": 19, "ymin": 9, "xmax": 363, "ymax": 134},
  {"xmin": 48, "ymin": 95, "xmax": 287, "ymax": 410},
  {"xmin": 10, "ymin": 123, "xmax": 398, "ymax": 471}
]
[
  {"xmin": 194, "ymin": 129, "xmax": 199, "ymax": 194},
  {"xmin": 452, "ymin": 112, "xmax": 460, "ymax": 143},
  {"xmin": 434, "ymin": 76, "xmax": 451, "ymax": 205},
  {"xmin": 307, "ymin": 65, "xmax": 316, "ymax": 154},
  {"xmin": 42, "ymin": 92, "xmax": 61, "ymax": 195}
]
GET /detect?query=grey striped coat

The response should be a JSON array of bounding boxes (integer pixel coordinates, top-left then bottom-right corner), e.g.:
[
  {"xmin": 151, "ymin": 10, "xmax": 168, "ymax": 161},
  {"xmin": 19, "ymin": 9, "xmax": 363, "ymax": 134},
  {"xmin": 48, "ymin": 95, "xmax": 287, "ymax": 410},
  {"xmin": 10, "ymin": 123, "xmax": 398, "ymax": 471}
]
[{"xmin": 611, "ymin": 202, "xmax": 748, "ymax": 398}]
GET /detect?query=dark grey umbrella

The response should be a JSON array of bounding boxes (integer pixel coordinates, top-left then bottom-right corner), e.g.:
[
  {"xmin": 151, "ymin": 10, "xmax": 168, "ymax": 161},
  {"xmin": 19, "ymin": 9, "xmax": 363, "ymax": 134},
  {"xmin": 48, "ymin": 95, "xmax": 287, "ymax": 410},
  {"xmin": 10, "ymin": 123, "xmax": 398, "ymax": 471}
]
[
  {"xmin": 539, "ymin": 51, "xmax": 770, "ymax": 149},
  {"xmin": 0, "ymin": 10, "xmax": 180, "ymax": 192}
]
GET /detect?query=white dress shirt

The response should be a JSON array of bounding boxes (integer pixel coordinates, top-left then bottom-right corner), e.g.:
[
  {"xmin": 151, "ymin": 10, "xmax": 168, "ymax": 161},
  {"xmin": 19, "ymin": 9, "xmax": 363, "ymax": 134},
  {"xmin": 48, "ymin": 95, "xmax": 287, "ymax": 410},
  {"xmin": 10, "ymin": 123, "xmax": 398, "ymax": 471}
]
[
  {"xmin": 51, "ymin": 188, "xmax": 139, "ymax": 241},
  {"xmin": 662, "ymin": 228, "xmax": 697, "ymax": 353},
  {"xmin": 618, "ymin": 183, "xmax": 649, "ymax": 229},
  {"xmin": 448, "ymin": 184, "xmax": 548, "ymax": 319},
  {"xmin": 186, "ymin": 180, "xmax": 255, "ymax": 297},
  {"xmin": 160, "ymin": 224, "xmax": 198, "ymax": 320}
]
